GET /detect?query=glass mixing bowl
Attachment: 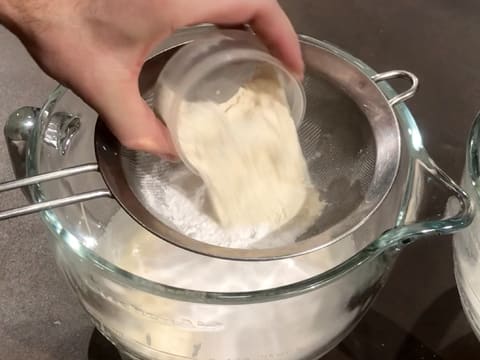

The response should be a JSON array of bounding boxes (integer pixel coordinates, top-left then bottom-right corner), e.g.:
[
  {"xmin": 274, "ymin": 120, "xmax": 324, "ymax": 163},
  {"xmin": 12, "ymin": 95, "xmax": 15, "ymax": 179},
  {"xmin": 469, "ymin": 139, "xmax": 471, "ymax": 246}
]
[{"xmin": 2, "ymin": 26, "xmax": 473, "ymax": 360}]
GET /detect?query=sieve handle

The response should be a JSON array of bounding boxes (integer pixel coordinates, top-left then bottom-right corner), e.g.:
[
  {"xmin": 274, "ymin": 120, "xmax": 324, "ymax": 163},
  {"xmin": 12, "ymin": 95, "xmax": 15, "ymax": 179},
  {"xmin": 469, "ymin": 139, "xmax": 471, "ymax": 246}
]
[
  {"xmin": 372, "ymin": 70, "xmax": 419, "ymax": 106},
  {"xmin": 0, "ymin": 164, "xmax": 111, "ymax": 220}
]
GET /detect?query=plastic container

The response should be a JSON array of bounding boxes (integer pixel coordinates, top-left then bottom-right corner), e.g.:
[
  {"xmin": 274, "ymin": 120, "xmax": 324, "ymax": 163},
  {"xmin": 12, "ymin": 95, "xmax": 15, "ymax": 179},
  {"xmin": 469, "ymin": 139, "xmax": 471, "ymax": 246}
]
[{"xmin": 154, "ymin": 29, "xmax": 306, "ymax": 171}]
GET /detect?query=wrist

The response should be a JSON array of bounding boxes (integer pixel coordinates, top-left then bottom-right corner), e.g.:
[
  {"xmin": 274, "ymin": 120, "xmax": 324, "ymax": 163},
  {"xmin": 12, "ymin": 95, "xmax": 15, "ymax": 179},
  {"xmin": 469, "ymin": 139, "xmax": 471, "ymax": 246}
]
[
  {"xmin": 0, "ymin": 1, "xmax": 28, "ymax": 36},
  {"xmin": 0, "ymin": 1, "xmax": 14, "ymax": 24},
  {"xmin": 1, "ymin": 1, "xmax": 59, "ymax": 46}
]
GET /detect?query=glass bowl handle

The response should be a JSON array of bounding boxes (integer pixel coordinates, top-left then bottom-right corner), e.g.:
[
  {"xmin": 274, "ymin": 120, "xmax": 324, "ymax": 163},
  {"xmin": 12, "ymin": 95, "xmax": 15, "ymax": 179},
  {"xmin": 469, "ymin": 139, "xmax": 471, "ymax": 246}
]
[
  {"xmin": 370, "ymin": 70, "xmax": 472, "ymax": 252},
  {"xmin": 5, "ymin": 106, "xmax": 39, "ymax": 196},
  {"xmin": 375, "ymin": 155, "xmax": 474, "ymax": 252},
  {"xmin": 1, "ymin": 106, "xmax": 111, "ymax": 221}
]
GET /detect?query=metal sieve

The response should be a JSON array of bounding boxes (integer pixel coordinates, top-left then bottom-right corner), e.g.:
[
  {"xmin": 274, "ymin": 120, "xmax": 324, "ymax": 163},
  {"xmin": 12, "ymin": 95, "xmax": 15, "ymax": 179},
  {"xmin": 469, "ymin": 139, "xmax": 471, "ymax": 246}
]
[{"xmin": 0, "ymin": 30, "xmax": 418, "ymax": 260}]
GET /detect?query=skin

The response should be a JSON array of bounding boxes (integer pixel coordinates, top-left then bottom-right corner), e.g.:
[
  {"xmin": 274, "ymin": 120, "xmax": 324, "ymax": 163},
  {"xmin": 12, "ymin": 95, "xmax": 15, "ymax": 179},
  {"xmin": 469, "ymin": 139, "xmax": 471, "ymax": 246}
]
[{"xmin": 0, "ymin": 0, "xmax": 304, "ymax": 157}]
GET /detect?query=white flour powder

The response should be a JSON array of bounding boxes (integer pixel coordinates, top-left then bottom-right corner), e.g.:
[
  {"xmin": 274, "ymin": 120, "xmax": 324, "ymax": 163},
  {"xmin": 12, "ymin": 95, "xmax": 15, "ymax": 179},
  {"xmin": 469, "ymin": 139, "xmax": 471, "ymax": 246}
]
[{"xmin": 139, "ymin": 165, "xmax": 322, "ymax": 249}]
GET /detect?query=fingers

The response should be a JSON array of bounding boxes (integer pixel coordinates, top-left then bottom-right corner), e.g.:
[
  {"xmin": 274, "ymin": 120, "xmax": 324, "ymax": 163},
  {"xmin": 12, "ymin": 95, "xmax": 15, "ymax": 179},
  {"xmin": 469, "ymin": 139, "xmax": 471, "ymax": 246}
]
[
  {"xmin": 249, "ymin": 3, "xmax": 304, "ymax": 78},
  {"xmin": 106, "ymin": 92, "xmax": 176, "ymax": 158},
  {"xmin": 172, "ymin": 0, "xmax": 304, "ymax": 77},
  {"xmin": 82, "ymin": 71, "xmax": 176, "ymax": 158}
]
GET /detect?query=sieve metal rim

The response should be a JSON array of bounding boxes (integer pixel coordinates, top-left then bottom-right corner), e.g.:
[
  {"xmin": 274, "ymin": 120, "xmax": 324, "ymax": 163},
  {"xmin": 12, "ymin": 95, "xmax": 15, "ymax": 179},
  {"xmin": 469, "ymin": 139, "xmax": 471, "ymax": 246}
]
[
  {"xmin": 0, "ymin": 33, "xmax": 411, "ymax": 261},
  {"xmin": 92, "ymin": 35, "xmax": 409, "ymax": 261}
]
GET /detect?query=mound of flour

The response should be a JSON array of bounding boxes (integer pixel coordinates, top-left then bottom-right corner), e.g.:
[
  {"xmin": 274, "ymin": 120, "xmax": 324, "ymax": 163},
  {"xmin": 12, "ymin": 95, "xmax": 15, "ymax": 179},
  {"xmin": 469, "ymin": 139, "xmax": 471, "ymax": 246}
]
[{"xmin": 141, "ymin": 168, "xmax": 322, "ymax": 249}]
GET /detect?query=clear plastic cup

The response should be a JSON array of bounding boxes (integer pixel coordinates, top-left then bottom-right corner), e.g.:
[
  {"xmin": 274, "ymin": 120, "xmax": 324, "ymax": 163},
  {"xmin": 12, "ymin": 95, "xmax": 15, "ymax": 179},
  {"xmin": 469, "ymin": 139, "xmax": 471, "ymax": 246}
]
[{"xmin": 154, "ymin": 29, "xmax": 306, "ymax": 171}]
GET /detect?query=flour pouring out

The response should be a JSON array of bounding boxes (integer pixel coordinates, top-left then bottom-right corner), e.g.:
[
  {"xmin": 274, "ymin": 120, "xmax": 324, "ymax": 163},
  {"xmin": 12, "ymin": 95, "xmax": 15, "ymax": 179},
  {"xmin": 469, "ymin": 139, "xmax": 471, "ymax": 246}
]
[{"xmin": 156, "ymin": 65, "xmax": 323, "ymax": 249}]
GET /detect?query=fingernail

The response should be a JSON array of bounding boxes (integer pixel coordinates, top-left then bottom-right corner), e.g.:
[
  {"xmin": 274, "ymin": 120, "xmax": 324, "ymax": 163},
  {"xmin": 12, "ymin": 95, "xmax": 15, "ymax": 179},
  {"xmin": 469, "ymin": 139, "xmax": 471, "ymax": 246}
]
[
  {"xmin": 293, "ymin": 68, "xmax": 305, "ymax": 82},
  {"xmin": 295, "ymin": 71, "xmax": 305, "ymax": 81}
]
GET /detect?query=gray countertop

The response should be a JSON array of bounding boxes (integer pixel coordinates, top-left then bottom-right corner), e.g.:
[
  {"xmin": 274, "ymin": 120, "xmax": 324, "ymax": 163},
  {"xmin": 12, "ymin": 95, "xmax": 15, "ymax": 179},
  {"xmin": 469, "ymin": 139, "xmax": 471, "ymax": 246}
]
[{"xmin": 1, "ymin": 0, "xmax": 480, "ymax": 359}]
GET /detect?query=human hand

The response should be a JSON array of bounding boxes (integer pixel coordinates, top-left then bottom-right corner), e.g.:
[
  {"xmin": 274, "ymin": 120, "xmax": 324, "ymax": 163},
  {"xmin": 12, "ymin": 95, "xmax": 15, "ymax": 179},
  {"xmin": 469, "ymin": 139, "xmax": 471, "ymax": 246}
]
[{"xmin": 0, "ymin": 0, "xmax": 304, "ymax": 157}]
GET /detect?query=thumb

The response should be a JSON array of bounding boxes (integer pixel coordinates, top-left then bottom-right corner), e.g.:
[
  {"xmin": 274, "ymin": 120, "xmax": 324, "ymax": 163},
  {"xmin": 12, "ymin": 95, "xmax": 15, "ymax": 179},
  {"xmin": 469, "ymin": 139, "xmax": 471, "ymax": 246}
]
[{"xmin": 88, "ymin": 75, "xmax": 176, "ymax": 158}]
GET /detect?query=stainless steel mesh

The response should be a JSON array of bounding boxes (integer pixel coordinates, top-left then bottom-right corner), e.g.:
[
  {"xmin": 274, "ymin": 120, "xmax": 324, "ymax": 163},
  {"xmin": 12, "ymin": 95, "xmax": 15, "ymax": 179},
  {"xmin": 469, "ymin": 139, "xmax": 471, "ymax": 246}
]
[{"xmin": 116, "ymin": 49, "xmax": 378, "ymax": 251}]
